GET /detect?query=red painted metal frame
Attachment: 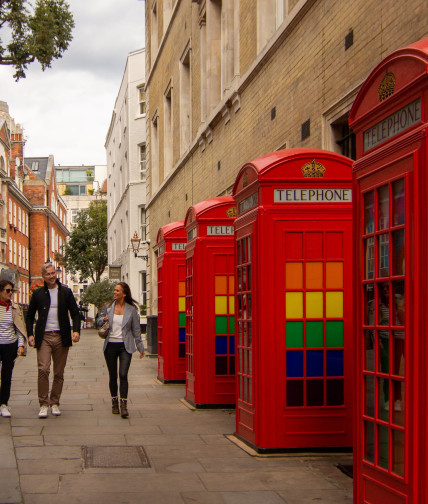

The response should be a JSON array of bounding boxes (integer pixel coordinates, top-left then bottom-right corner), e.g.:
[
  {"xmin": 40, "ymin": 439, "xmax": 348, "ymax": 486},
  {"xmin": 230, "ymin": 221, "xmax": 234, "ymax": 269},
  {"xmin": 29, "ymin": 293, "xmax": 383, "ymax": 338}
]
[
  {"xmin": 232, "ymin": 148, "xmax": 354, "ymax": 451},
  {"xmin": 349, "ymin": 37, "xmax": 428, "ymax": 504},
  {"xmin": 184, "ymin": 197, "xmax": 237, "ymax": 407},
  {"xmin": 156, "ymin": 221, "xmax": 187, "ymax": 383}
]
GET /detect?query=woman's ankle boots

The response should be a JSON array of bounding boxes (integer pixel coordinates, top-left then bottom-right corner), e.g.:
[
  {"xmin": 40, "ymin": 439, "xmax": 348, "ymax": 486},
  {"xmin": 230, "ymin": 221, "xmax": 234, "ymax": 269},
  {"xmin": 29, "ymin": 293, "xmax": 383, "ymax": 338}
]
[
  {"xmin": 120, "ymin": 398, "xmax": 129, "ymax": 418},
  {"xmin": 112, "ymin": 397, "xmax": 120, "ymax": 414}
]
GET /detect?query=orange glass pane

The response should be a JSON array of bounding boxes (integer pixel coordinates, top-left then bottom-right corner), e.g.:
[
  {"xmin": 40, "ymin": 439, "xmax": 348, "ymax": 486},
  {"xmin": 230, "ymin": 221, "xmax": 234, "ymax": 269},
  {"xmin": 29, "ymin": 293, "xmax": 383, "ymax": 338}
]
[
  {"xmin": 215, "ymin": 276, "xmax": 228, "ymax": 294},
  {"xmin": 286, "ymin": 262, "xmax": 303, "ymax": 289},
  {"xmin": 326, "ymin": 262, "xmax": 343, "ymax": 289},
  {"xmin": 178, "ymin": 281, "xmax": 185, "ymax": 297},
  {"xmin": 229, "ymin": 275, "xmax": 235, "ymax": 294},
  {"xmin": 306, "ymin": 262, "xmax": 323, "ymax": 289}
]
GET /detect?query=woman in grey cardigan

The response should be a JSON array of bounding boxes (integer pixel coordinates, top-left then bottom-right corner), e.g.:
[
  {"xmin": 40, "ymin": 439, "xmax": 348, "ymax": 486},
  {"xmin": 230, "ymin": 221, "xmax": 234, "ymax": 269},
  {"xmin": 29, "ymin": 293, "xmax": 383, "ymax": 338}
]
[{"xmin": 97, "ymin": 282, "xmax": 144, "ymax": 417}]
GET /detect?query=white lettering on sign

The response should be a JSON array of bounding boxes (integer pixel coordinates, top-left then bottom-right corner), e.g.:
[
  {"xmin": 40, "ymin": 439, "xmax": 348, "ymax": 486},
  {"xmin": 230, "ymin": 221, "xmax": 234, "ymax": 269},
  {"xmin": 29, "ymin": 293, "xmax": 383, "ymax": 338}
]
[
  {"xmin": 274, "ymin": 188, "xmax": 352, "ymax": 203},
  {"xmin": 207, "ymin": 225, "xmax": 234, "ymax": 235},
  {"xmin": 364, "ymin": 98, "xmax": 421, "ymax": 151},
  {"xmin": 172, "ymin": 243, "xmax": 186, "ymax": 251}
]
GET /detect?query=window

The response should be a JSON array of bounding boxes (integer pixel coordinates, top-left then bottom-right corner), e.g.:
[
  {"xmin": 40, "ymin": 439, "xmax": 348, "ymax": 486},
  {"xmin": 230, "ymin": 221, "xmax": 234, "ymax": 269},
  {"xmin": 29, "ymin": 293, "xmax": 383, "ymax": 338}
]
[
  {"xmin": 140, "ymin": 208, "xmax": 147, "ymax": 241},
  {"xmin": 8, "ymin": 199, "xmax": 12, "ymax": 224},
  {"xmin": 141, "ymin": 271, "xmax": 147, "ymax": 308},
  {"xmin": 150, "ymin": 0, "xmax": 159, "ymax": 65},
  {"xmin": 139, "ymin": 144, "xmax": 147, "ymax": 180},
  {"xmin": 65, "ymin": 185, "xmax": 87, "ymax": 195},
  {"xmin": 151, "ymin": 111, "xmax": 160, "ymax": 191},
  {"xmin": 331, "ymin": 116, "xmax": 356, "ymax": 160},
  {"xmin": 138, "ymin": 85, "xmax": 146, "ymax": 115},
  {"xmin": 13, "ymin": 241, "xmax": 16, "ymax": 264},
  {"xmin": 180, "ymin": 43, "xmax": 191, "ymax": 155},
  {"xmin": 13, "ymin": 202, "xmax": 16, "ymax": 227},
  {"xmin": 18, "ymin": 207, "xmax": 21, "ymax": 231},
  {"xmin": 8, "ymin": 238, "xmax": 12, "ymax": 262},
  {"xmin": 31, "ymin": 161, "xmax": 39, "ymax": 172},
  {"xmin": 164, "ymin": 83, "xmax": 173, "ymax": 177}
]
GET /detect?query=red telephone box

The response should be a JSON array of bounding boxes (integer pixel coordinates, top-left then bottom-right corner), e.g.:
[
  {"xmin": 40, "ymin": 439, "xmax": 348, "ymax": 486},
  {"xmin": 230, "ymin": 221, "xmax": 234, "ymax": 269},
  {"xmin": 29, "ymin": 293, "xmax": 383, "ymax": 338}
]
[
  {"xmin": 156, "ymin": 221, "xmax": 187, "ymax": 383},
  {"xmin": 184, "ymin": 197, "xmax": 236, "ymax": 407},
  {"xmin": 232, "ymin": 149, "xmax": 353, "ymax": 450},
  {"xmin": 349, "ymin": 38, "xmax": 428, "ymax": 503}
]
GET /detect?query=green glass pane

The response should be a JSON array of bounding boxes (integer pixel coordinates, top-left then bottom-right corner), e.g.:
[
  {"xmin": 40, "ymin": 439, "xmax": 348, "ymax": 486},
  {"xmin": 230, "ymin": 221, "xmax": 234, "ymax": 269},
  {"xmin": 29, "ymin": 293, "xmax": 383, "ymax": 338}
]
[
  {"xmin": 178, "ymin": 312, "xmax": 186, "ymax": 327},
  {"xmin": 215, "ymin": 316, "xmax": 228, "ymax": 335},
  {"xmin": 229, "ymin": 316, "xmax": 235, "ymax": 334},
  {"xmin": 286, "ymin": 321, "xmax": 303, "ymax": 348},
  {"xmin": 326, "ymin": 321, "xmax": 343, "ymax": 347},
  {"xmin": 306, "ymin": 321, "xmax": 323, "ymax": 347}
]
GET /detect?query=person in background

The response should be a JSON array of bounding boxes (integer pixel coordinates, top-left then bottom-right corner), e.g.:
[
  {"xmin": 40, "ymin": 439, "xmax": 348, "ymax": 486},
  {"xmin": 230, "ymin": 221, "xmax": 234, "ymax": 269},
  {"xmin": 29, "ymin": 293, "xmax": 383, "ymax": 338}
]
[
  {"xmin": 97, "ymin": 282, "xmax": 144, "ymax": 418},
  {"xmin": 0, "ymin": 279, "xmax": 27, "ymax": 417},
  {"xmin": 26, "ymin": 263, "xmax": 80, "ymax": 418}
]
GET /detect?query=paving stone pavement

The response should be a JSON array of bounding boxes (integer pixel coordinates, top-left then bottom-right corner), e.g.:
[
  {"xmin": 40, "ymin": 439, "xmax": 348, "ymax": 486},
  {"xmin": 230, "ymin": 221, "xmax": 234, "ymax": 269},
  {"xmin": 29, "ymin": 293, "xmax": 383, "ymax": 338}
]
[{"xmin": 0, "ymin": 329, "xmax": 353, "ymax": 503}]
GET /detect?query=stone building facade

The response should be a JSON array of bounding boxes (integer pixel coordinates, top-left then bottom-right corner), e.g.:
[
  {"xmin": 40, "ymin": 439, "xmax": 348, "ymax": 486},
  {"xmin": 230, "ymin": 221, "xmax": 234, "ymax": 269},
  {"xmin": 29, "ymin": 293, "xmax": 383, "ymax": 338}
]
[
  {"xmin": 144, "ymin": 0, "xmax": 428, "ymax": 314},
  {"xmin": 105, "ymin": 48, "xmax": 147, "ymax": 319}
]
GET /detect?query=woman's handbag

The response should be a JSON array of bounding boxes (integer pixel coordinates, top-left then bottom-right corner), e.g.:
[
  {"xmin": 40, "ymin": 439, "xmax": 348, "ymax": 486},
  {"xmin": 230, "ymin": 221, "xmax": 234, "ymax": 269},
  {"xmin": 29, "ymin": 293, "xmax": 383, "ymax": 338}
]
[{"xmin": 98, "ymin": 320, "xmax": 110, "ymax": 339}]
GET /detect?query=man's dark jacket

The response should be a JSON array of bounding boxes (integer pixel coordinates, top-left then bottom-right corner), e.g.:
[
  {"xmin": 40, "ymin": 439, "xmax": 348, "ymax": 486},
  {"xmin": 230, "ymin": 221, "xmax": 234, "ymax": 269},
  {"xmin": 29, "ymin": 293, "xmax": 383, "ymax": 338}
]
[{"xmin": 26, "ymin": 280, "xmax": 81, "ymax": 349}]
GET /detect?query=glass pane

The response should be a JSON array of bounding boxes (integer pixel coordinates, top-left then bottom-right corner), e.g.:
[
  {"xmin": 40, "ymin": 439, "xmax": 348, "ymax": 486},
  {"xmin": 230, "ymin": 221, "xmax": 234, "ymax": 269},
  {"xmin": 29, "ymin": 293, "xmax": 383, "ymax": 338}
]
[
  {"xmin": 379, "ymin": 377, "xmax": 389, "ymax": 421},
  {"xmin": 248, "ymin": 323, "xmax": 252, "ymax": 347},
  {"xmin": 238, "ymin": 268, "xmax": 242, "ymax": 291},
  {"xmin": 364, "ymin": 330, "xmax": 375, "ymax": 371},
  {"xmin": 392, "ymin": 429, "xmax": 405, "ymax": 477},
  {"xmin": 393, "ymin": 331, "xmax": 405, "ymax": 377},
  {"xmin": 247, "ymin": 266, "xmax": 251, "ymax": 290},
  {"xmin": 378, "ymin": 425, "xmax": 389, "ymax": 470},
  {"xmin": 286, "ymin": 380, "xmax": 304, "ymax": 407},
  {"xmin": 378, "ymin": 282, "xmax": 390, "ymax": 325},
  {"xmin": 364, "ymin": 375, "xmax": 375, "ymax": 417},
  {"xmin": 247, "ymin": 293, "xmax": 252, "ymax": 318},
  {"xmin": 392, "ymin": 280, "xmax": 405, "ymax": 326},
  {"xmin": 242, "ymin": 268, "xmax": 247, "ymax": 290},
  {"xmin": 364, "ymin": 421, "xmax": 375, "ymax": 463},
  {"xmin": 378, "ymin": 185, "xmax": 389, "ymax": 230},
  {"xmin": 286, "ymin": 322, "xmax": 303, "ymax": 348},
  {"xmin": 306, "ymin": 380, "xmax": 324, "ymax": 406},
  {"xmin": 365, "ymin": 237, "xmax": 375, "ymax": 280},
  {"xmin": 364, "ymin": 191, "xmax": 375, "ymax": 234},
  {"xmin": 378, "ymin": 234, "xmax": 390, "ymax": 277},
  {"xmin": 392, "ymin": 380, "xmax": 404, "ymax": 427},
  {"xmin": 364, "ymin": 284, "xmax": 375, "ymax": 325},
  {"xmin": 286, "ymin": 351, "xmax": 304, "ymax": 377},
  {"xmin": 247, "ymin": 237, "xmax": 251, "ymax": 262},
  {"xmin": 393, "ymin": 179, "xmax": 405, "ymax": 226},
  {"xmin": 326, "ymin": 379, "xmax": 344, "ymax": 405},
  {"xmin": 379, "ymin": 331, "xmax": 389, "ymax": 374},
  {"xmin": 392, "ymin": 229, "xmax": 405, "ymax": 276}
]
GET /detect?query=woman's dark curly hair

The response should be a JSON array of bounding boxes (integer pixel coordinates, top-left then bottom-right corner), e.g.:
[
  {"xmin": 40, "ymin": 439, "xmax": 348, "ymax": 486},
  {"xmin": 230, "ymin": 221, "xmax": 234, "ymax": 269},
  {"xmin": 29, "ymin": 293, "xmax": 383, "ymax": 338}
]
[{"xmin": 0, "ymin": 279, "xmax": 14, "ymax": 291}]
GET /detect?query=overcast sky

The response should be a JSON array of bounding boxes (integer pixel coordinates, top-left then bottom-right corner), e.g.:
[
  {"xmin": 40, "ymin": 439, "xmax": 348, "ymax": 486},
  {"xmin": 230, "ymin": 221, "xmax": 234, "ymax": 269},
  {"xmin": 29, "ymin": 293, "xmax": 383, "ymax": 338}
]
[{"xmin": 0, "ymin": 0, "xmax": 145, "ymax": 166}]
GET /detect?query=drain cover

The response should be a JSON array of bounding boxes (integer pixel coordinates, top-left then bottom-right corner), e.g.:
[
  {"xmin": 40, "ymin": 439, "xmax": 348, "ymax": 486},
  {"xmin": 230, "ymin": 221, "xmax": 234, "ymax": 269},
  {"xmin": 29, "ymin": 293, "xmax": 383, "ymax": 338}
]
[{"xmin": 82, "ymin": 445, "xmax": 151, "ymax": 468}]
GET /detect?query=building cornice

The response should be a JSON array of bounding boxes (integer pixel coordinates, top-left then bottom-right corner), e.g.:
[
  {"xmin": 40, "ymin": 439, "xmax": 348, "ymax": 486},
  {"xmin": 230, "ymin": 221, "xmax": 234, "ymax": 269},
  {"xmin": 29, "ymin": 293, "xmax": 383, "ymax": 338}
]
[{"xmin": 31, "ymin": 206, "xmax": 69, "ymax": 236}]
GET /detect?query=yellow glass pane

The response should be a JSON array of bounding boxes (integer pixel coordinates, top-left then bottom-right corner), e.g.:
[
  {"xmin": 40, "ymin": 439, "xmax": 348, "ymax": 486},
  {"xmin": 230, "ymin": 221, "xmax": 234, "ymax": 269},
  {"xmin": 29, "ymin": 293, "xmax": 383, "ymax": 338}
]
[
  {"xmin": 229, "ymin": 296, "xmax": 235, "ymax": 315},
  {"xmin": 215, "ymin": 276, "xmax": 228, "ymax": 294},
  {"xmin": 286, "ymin": 292, "xmax": 303, "ymax": 318},
  {"xmin": 286, "ymin": 262, "xmax": 303, "ymax": 289},
  {"xmin": 215, "ymin": 296, "xmax": 228, "ymax": 314},
  {"xmin": 306, "ymin": 292, "xmax": 323, "ymax": 318},
  {"xmin": 229, "ymin": 275, "xmax": 235, "ymax": 294},
  {"xmin": 178, "ymin": 281, "xmax": 185, "ymax": 297},
  {"xmin": 326, "ymin": 292, "xmax": 343, "ymax": 318},
  {"xmin": 178, "ymin": 297, "xmax": 185, "ymax": 311},
  {"xmin": 306, "ymin": 262, "xmax": 323, "ymax": 289},
  {"xmin": 326, "ymin": 262, "xmax": 343, "ymax": 289}
]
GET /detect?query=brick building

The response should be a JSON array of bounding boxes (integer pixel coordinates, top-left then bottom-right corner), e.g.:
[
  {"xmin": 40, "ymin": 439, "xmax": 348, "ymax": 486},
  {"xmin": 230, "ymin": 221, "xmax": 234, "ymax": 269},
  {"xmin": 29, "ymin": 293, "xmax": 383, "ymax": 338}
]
[
  {"xmin": 144, "ymin": 0, "xmax": 428, "ymax": 314},
  {"xmin": 0, "ymin": 101, "xmax": 70, "ymax": 304},
  {"xmin": 24, "ymin": 156, "xmax": 68, "ymax": 289}
]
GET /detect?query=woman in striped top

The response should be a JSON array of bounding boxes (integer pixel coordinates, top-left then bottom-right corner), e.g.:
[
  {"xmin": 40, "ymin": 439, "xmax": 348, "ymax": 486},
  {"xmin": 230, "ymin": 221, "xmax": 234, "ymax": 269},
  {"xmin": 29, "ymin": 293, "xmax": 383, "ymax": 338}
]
[{"xmin": 0, "ymin": 279, "xmax": 27, "ymax": 417}]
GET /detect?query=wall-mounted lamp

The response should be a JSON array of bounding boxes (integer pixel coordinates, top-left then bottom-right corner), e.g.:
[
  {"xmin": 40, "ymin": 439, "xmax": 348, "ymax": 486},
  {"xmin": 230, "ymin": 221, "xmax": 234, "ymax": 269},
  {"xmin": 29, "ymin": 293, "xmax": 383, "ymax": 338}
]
[{"xmin": 130, "ymin": 231, "xmax": 148, "ymax": 261}]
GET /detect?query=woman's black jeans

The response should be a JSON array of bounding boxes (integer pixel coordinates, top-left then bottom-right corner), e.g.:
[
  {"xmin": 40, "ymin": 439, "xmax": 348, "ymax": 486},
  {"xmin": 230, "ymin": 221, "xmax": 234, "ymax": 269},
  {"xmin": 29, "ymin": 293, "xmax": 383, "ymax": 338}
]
[
  {"xmin": 0, "ymin": 341, "xmax": 18, "ymax": 405},
  {"xmin": 104, "ymin": 342, "xmax": 132, "ymax": 399}
]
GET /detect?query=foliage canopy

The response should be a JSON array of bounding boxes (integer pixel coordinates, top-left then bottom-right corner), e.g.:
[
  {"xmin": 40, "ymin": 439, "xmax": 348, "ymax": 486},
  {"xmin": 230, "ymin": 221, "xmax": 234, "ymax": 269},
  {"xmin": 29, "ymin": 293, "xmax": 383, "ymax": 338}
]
[
  {"xmin": 80, "ymin": 279, "xmax": 115, "ymax": 313},
  {"xmin": 56, "ymin": 200, "xmax": 107, "ymax": 283},
  {"xmin": 0, "ymin": 0, "xmax": 74, "ymax": 80}
]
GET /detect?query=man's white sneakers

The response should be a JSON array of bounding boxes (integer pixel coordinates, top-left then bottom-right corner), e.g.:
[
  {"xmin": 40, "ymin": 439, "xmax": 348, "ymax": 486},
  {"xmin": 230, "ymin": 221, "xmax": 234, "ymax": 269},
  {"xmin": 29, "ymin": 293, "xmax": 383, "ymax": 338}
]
[
  {"xmin": 0, "ymin": 404, "xmax": 11, "ymax": 417},
  {"xmin": 38, "ymin": 405, "xmax": 49, "ymax": 418},
  {"xmin": 51, "ymin": 404, "xmax": 61, "ymax": 416}
]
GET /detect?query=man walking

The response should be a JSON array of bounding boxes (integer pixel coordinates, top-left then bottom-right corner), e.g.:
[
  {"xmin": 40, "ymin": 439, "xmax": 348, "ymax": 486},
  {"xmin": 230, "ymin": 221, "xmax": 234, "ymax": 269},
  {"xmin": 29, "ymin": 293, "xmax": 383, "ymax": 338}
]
[{"xmin": 26, "ymin": 262, "xmax": 81, "ymax": 418}]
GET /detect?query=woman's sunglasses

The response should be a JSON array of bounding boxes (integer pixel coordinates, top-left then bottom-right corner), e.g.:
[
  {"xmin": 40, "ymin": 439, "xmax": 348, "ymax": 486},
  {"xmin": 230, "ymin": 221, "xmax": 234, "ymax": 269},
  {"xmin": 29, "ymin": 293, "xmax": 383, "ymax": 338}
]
[{"xmin": 3, "ymin": 289, "xmax": 14, "ymax": 293}]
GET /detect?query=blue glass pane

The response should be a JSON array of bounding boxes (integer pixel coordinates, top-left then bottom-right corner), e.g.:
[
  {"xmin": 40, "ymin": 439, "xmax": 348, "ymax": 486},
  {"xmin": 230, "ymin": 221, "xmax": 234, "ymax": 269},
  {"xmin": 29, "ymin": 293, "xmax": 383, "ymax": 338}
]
[
  {"xmin": 179, "ymin": 328, "xmax": 186, "ymax": 343},
  {"xmin": 229, "ymin": 336, "xmax": 235, "ymax": 355},
  {"xmin": 286, "ymin": 351, "xmax": 303, "ymax": 377},
  {"xmin": 216, "ymin": 336, "xmax": 228, "ymax": 355},
  {"xmin": 307, "ymin": 351, "xmax": 324, "ymax": 377},
  {"xmin": 327, "ymin": 350, "xmax": 344, "ymax": 376}
]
